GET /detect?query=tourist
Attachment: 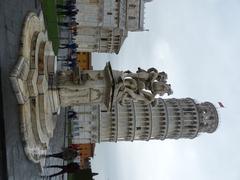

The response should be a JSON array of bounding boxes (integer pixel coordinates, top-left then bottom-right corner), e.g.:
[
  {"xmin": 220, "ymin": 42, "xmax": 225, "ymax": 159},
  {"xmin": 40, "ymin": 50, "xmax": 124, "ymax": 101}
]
[
  {"xmin": 68, "ymin": 144, "xmax": 80, "ymax": 150},
  {"xmin": 42, "ymin": 165, "xmax": 98, "ymax": 178},
  {"xmin": 69, "ymin": 25, "xmax": 77, "ymax": 31},
  {"xmin": 65, "ymin": 0, "xmax": 76, "ymax": 5},
  {"xmin": 66, "ymin": 57, "xmax": 77, "ymax": 63},
  {"xmin": 72, "ymin": 30, "xmax": 78, "ymax": 36},
  {"xmin": 59, "ymin": 43, "xmax": 78, "ymax": 49},
  {"xmin": 44, "ymin": 147, "xmax": 78, "ymax": 161},
  {"xmin": 64, "ymin": 59, "xmax": 77, "ymax": 70},
  {"xmin": 71, "ymin": 17, "xmax": 77, "ymax": 21},
  {"xmin": 57, "ymin": 9, "xmax": 79, "ymax": 16},
  {"xmin": 43, "ymin": 162, "xmax": 80, "ymax": 178},
  {"xmin": 68, "ymin": 110, "xmax": 77, "ymax": 119},
  {"xmin": 70, "ymin": 48, "xmax": 77, "ymax": 54},
  {"xmin": 59, "ymin": 54, "xmax": 76, "ymax": 61},
  {"xmin": 56, "ymin": 4, "xmax": 76, "ymax": 10},
  {"xmin": 58, "ymin": 21, "xmax": 79, "ymax": 28}
]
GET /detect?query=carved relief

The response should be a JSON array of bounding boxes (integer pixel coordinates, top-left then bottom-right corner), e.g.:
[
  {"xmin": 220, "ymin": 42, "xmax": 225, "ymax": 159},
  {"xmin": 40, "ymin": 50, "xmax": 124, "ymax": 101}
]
[
  {"xmin": 59, "ymin": 88, "xmax": 90, "ymax": 107},
  {"xmin": 90, "ymin": 88, "xmax": 103, "ymax": 102}
]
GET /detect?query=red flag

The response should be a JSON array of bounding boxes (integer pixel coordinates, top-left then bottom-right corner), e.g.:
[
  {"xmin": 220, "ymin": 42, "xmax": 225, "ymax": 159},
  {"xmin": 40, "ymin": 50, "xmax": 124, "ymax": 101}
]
[{"xmin": 218, "ymin": 102, "xmax": 224, "ymax": 108}]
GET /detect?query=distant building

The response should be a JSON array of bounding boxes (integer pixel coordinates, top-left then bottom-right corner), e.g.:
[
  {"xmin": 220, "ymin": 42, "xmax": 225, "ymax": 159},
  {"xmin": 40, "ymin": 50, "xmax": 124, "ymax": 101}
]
[
  {"xmin": 71, "ymin": 105, "xmax": 99, "ymax": 144},
  {"xmin": 77, "ymin": 52, "xmax": 92, "ymax": 70},
  {"xmin": 71, "ymin": 98, "xmax": 218, "ymax": 143},
  {"xmin": 80, "ymin": 157, "xmax": 91, "ymax": 170},
  {"xmin": 76, "ymin": 0, "xmax": 153, "ymax": 53},
  {"xmin": 79, "ymin": 143, "xmax": 95, "ymax": 158},
  {"xmin": 70, "ymin": 143, "xmax": 95, "ymax": 169}
]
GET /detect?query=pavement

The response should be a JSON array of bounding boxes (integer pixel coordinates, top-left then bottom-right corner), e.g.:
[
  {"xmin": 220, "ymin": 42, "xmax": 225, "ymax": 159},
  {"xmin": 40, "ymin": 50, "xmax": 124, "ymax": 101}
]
[
  {"xmin": 0, "ymin": 69, "xmax": 7, "ymax": 180},
  {"xmin": 0, "ymin": 0, "xmax": 67, "ymax": 179}
]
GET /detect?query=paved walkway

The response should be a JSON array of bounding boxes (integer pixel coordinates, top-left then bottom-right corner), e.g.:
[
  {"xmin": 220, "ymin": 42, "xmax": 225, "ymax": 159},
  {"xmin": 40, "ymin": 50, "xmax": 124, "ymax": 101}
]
[
  {"xmin": 41, "ymin": 108, "xmax": 67, "ymax": 180},
  {"xmin": 0, "ymin": 0, "xmax": 67, "ymax": 179}
]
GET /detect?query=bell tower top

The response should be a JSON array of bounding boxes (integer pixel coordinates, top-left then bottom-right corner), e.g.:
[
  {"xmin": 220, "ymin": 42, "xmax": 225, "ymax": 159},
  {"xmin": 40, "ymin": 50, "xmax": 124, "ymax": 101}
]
[{"xmin": 197, "ymin": 102, "xmax": 219, "ymax": 133}]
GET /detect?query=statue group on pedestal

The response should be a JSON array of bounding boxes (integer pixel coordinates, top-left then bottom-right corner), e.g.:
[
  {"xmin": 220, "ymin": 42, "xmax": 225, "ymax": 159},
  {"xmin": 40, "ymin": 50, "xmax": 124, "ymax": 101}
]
[
  {"xmin": 116, "ymin": 67, "xmax": 173, "ymax": 105},
  {"xmin": 57, "ymin": 63, "xmax": 173, "ymax": 108}
]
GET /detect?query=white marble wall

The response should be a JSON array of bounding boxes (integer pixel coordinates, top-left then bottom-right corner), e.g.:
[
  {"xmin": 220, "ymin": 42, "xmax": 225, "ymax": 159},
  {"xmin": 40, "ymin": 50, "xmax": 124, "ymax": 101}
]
[
  {"xmin": 71, "ymin": 104, "xmax": 100, "ymax": 144},
  {"xmin": 126, "ymin": 0, "xmax": 141, "ymax": 31},
  {"xmin": 75, "ymin": 0, "xmax": 151, "ymax": 53}
]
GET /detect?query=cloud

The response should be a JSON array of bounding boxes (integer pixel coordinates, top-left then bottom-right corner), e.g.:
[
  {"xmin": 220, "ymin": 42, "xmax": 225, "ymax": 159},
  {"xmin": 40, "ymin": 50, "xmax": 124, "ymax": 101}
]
[{"xmin": 92, "ymin": 1, "xmax": 240, "ymax": 180}]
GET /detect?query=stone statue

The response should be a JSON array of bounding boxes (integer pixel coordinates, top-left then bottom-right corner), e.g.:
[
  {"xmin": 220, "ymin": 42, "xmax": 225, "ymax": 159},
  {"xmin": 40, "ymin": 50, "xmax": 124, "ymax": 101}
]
[
  {"xmin": 57, "ymin": 62, "xmax": 173, "ymax": 107},
  {"xmin": 123, "ymin": 67, "xmax": 159, "ymax": 86},
  {"xmin": 116, "ymin": 78, "xmax": 155, "ymax": 105},
  {"xmin": 80, "ymin": 70, "xmax": 104, "ymax": 82},
  {"xmin": 157, "ymin": 71, "xmax": 168, "ymax": 82},
  {"xmin": 115, "ymin": 67, "xmax": 173, "ymax": 105},
  {"xmin": 151, "ymin": 81, "xmax": 173, "ymax": 96}
]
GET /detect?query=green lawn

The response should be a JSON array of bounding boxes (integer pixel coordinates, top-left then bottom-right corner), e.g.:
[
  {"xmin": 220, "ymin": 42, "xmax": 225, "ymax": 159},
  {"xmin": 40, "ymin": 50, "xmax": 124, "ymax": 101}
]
[{"xmin": 41, "ymin": 0, "xmax": 65, "ymax": 54}]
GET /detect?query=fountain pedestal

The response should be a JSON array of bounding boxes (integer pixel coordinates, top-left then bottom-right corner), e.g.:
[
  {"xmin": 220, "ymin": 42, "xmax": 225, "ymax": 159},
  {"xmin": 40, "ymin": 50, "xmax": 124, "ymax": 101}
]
[{"xmin": 10, "ymin": 12, "xmax": 60, "ymax": 165}]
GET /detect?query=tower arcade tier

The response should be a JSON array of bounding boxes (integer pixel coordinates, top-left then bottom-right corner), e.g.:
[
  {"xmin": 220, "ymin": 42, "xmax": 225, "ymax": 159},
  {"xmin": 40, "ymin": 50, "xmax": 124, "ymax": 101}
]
[{"xmin": 71, "ymin": 98, "xmax": 219, "ymax": 144}]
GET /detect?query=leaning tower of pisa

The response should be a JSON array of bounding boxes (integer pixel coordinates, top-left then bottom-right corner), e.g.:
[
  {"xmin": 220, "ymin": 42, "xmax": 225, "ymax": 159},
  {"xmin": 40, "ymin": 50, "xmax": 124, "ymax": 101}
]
[{"xmin": 71, "ymin": 98, "xmax": 219, "ymax": 144}]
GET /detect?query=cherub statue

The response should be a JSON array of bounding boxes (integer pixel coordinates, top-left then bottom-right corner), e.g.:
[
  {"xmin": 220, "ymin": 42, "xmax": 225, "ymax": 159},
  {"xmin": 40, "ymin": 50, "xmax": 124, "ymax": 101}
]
[
  {"xmin": 156, "ymin": 71, "xmax": 168, "ymax": 82},
  {"xmin": 151, "ymin": 81, "xmax": 173, "ymax": 96},
  {"xmin": 123, "ymin": 67, "xmax": 159, "ymax": 90},
  {"xmin": 118, "ymin": 86, "xmax": 155, "ymax": 105}
]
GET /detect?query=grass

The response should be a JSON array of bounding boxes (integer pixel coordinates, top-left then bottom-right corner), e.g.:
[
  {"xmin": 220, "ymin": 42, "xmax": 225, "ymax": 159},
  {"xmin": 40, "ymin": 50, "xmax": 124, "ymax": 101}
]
[{"xmin": 41, "ymin": 0, "xmax": 65, "ymax": 54}]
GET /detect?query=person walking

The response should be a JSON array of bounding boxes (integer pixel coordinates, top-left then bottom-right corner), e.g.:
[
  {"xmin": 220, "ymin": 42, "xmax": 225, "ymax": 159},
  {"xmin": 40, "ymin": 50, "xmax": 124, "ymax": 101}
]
[
  {"xmin": 57, "ymin": 9, "xmax": 78, "ymax": 16},
  {"xmin": 59, "ymin": 43, "xmax": 78, "ymax": 49},
  {"xmin": 68, "ymin": 110, "xmax": 77, "ymax": 119},
  {"xmin": 68, "ymin": 59, "xmax": 77, "ymax": 69},
  {"xmin": 42, "ymin": 165, "xmax": 99, "ymax": 178},
  {"xmin": 65, "ymin": 0, "xmax": 76, "ymax": 5},
  {"xmin": 56, "ymin": 4, "xmax": 76, "ymax": 10},
  {"xmin": 58, "ymin": 21, "xmax": 79, "ymax": 28},
  {"xmin": 44, "ymin": 147, "xmax": 78, "ymax": 161},
  {"xmin": 72, "ymin": 30, "xmax": 78, "ymax": 36},
  {"xmin": 63, "ymin": 59, "xmax": 77, "ymax": 70},
  {"xmin": 43, "ymin": 162, "xmax": 80, "ymax": 178}
]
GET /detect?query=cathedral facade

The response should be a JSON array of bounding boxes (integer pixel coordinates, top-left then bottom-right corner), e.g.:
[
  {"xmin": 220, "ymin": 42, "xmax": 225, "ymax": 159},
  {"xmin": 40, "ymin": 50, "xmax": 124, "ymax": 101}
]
[{"xmin": 76, "ymin": 0, "xmax": 152, "ymax": 53}]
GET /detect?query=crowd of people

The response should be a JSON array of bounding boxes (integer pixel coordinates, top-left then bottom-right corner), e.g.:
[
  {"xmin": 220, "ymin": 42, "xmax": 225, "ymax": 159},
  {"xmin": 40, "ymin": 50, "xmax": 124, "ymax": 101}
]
[
  {"xmin": 41, "ymin": 107, "xmax": 93, "ymax": 178},
  {"xmin": 57, "ymin": 0, "xmax": 79, "ymax": 70},
  {"xmin": 42, "ymin": 146, "xmax": 98, "ymax": 178}
]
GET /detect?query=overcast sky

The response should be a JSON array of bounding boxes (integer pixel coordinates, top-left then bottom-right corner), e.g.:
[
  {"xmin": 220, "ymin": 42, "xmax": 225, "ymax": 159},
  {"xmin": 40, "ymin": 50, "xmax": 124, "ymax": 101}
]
[{"xmin": 91, "ymin": 0, "xmax": 240, "ymax": 180}]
